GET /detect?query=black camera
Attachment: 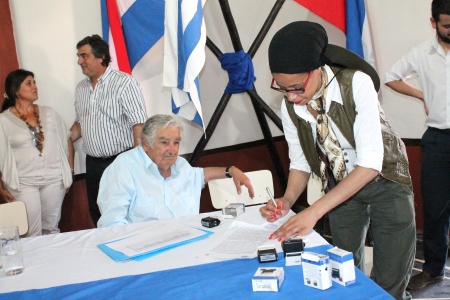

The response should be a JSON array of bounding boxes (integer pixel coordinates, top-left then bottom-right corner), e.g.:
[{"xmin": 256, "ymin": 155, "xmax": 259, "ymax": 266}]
[{"xmin": 201, "ymin": 216, "xmax": 221, "ymax": 228}]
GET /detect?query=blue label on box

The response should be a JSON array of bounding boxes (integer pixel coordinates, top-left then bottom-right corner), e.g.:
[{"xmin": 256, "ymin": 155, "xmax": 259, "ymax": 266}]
[{"xmin": 327, "ymin": 252, "xmax": 353, "ymax": 263}]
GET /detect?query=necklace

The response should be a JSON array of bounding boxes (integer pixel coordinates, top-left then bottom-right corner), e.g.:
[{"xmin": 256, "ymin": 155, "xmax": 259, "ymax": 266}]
[{"xmin": 15, "ymin": 105, "xmax": 44, "ymax": 155}]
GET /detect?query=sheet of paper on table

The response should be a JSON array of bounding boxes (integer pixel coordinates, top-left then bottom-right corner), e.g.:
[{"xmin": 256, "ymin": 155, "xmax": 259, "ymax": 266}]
[
  {"xmin": 98, "ymin": 222, "xmax": 212, "ymax": 261},
  {"xmin": 205, "ymin": 209, "xmax": 327, "ymax": 260}
]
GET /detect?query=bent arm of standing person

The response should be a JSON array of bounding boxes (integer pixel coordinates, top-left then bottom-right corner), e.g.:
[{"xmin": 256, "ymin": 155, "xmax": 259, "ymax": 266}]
[
  {"xmin": 70, "ymin": 121, "xmax": 82, "ymax": 142},
  {"xmin": 132, "ymin": 123, "xmax": 143, "ymax": 147},
  {"xmin": 68, "ymin": 138, "xmax": 75, "ymax": 173},
  {"xmin": 385, "ymin": 80, "xmax": 427, "ymax": 114},
  {"xmin": 204, "ymin": 166, "xmax": 255, "ymax": 198},
  {"xmin": 260, "ymin": 169, "xmax": 309, "ymax": 221},
  {"xmin": 66, "ymin": 137, "xmax": 75, "ymax": 193},
  {"xmin": 0, "ymin": 172, "xmax": 14, "ymax": 203},
  {"xmin": 270, "ymin": 166, "xmax": 378, "ymax": 241}
]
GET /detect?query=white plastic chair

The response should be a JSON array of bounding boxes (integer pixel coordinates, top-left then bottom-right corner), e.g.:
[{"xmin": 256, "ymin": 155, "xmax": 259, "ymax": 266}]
[
  {"xmin": 0, "ymin": 201, "xmax": 29, "ymax": 236},
  {"xmin": 208, "ymin": 170, "xmax": 274, "ymax": 209}
]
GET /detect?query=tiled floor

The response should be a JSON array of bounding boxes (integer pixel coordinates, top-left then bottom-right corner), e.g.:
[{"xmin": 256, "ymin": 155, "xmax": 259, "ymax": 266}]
[{"xmin": 408, "ymin": 234, "xmax": 450, "ymax": 300}]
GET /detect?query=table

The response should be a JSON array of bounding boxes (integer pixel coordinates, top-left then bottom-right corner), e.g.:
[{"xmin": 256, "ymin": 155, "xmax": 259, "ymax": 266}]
[{"xmin": 0, "ymin": 206, "xmax": 392, "ymax": 299}]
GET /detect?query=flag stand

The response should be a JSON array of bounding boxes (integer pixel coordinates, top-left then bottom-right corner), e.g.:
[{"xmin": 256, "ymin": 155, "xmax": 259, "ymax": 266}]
[{"xmin": 188, "ymin": 0, "xmax": 287, "ymax": 189}]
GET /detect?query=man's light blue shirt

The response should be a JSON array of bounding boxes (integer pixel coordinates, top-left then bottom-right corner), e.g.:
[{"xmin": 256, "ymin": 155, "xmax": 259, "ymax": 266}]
[{"xmin": 97, "ymin": 146, "xmax": 205, "ymax": 227}]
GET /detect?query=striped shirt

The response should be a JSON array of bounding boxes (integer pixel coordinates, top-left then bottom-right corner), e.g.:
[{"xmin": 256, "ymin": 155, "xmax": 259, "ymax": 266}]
[{"xmin": 75, "ymin": 67, "xmax": 147, "ymax": 157}]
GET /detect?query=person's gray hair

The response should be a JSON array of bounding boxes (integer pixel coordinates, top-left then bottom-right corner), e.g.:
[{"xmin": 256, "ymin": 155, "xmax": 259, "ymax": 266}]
[{"xmin": 141, "ymin": 114, "xmax": 183, "ymax": 148}]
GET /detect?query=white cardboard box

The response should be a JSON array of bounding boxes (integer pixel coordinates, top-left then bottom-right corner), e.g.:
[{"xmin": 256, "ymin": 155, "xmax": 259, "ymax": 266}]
[
  {"xmin": 327, "ymin": 247, "xmax": 356, "ymax": 286},
  {"xmin": 302, "ymin": 252, "xmax": 332, "ymax": 290},
  {"xmin": 252, "ymin": 267, "xmax": 284, "ymax": 292},
  {"xmin": 285, "ymin": 252, "xmax": 302, "ymax": 266}
]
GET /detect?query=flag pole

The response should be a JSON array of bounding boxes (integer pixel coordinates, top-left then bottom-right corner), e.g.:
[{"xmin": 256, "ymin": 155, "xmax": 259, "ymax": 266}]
[{"xmin": 188, "ymin": 0, "xmax": 287, "ymax": 189}]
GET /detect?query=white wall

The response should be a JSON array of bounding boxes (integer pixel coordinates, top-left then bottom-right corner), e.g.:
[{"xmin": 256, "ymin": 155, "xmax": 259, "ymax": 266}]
[{"xmin": 9, "ymin": 0, "xmax": 434, "ymax": 173}]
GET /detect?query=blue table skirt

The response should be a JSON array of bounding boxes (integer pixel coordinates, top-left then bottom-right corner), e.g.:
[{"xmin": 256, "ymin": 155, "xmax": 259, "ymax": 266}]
[{"xmin": 0, "ymin": 245, "xmax": 393, "ymax": 300}]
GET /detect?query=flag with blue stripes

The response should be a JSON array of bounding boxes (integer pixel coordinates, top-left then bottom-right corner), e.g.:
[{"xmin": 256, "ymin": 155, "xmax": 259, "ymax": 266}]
[
  {"xmin": 294, "ymin": 0, "xmax": 376, "ymax": 68},
  {"xmin": 100, "ymin": 0, "xmax": 205, "ymax": 128},
  {"xmin": 345, "ymin": 0, "xmax": 375, "ymax": 67},
  {"xmin": 101, "ymin": 0, "xmax": 165, "ymax": 72},
  {"xmin": 163, "ymin": 0, "xmax": 206, "ymax": 129}
]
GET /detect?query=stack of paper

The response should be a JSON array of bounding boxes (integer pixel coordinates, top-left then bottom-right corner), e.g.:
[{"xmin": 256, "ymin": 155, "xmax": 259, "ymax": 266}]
[{"xmin": 98, "ymin": 223, "xmax": 213, "ymax": 261}]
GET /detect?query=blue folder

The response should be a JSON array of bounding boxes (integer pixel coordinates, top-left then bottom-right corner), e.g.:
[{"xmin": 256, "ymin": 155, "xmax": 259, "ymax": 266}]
[{"xmin": 97, "ymin": 228, "xmax": 214, "ymax": 261}]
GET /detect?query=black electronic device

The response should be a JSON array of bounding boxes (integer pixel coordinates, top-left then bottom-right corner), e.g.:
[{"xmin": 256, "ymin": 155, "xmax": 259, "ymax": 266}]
[
  {"xmin": 281, "ymin": 237, "xmax": 305, "ymax": 257},
  {"xmin": 257, "ymin": 246, "xmax": 278, "ymax": 263},
  {"xmin": 201, "ymin": 216, "xmax": 221, "ymax": 228}
]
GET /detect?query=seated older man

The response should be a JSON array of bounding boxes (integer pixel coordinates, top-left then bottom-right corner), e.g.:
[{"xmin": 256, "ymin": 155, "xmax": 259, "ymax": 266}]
[{"xmin": 97, "ymin": 114, "xmax": 254, "ymax": 227}]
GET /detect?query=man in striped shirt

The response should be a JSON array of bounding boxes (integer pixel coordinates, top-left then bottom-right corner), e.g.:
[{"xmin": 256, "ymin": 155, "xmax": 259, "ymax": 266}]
[{"xmin": 71, "ymin": 35, "xmax": 147, "ymax": 227}]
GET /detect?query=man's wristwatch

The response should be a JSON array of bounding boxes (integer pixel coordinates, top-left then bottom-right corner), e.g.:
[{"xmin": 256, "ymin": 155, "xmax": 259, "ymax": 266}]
[{"xmin": 225, "ymin": 166, "xmax": 234, "ymax": 178}]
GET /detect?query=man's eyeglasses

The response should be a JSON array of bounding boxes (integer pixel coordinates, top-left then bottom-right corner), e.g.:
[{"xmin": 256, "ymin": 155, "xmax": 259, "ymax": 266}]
[{"xmin": 270, "ymin": 71, "xmax": 312, "ymax": 95}]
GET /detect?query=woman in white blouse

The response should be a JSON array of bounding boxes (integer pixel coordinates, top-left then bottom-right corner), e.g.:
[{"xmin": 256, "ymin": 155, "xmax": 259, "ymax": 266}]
[{"xmin": 0, "ymin": 69, "xmax": 73, "ymax": 236}]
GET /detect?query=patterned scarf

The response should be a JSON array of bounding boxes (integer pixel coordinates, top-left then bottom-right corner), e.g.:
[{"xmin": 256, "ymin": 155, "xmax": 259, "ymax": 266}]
[{"xmin": 308, "ymin": 71, "xmax": 346, "ymax": 192}]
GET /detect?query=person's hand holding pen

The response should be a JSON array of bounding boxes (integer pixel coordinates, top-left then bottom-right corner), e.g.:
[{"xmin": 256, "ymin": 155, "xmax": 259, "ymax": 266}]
[{"xmin": 260, "ymin": 187, "xmax": 290, "ymax": 222}]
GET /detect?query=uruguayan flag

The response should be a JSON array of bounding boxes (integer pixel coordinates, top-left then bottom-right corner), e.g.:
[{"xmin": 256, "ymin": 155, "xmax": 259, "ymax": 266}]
[
  {"xmin": 163, "ymin": 0, "xmax": 207, "ymax": 129},
  {"xmin": 345, "ymin": 0, "xmax": 375, "ymax": 68}
]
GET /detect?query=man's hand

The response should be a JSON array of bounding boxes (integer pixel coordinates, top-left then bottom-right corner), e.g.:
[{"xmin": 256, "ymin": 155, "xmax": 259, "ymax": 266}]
[{"xmin": 228, "ymin": 167, "xmax": 255, "ymax": 198}]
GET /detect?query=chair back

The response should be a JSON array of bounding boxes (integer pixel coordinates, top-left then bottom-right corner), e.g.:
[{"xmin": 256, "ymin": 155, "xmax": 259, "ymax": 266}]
[
  {"xmin": 209, "ymin": 170, "xmax": 274, "ymax": 209},
  {"xmin": 0, "ymin": 201, "xmax": 28, "ymax": 236}
]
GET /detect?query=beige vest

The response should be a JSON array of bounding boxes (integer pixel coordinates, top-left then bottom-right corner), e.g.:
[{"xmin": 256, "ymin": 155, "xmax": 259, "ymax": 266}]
[{"xmin": 285, "ymin": 66, "xmax": 411, "ymax": 187}]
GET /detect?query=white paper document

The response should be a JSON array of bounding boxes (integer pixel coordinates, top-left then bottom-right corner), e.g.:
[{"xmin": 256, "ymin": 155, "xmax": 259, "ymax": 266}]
[
  {"xmin": 107, "ymin": 223, "xmax": 206, "ymax": 257},
  {"xmin": 205, "ymin": 209, "xmax": 328, "ymax": 260},
  {"xmin": 208, "ymin": 221, "xmax": 274, "ymax": 260}
]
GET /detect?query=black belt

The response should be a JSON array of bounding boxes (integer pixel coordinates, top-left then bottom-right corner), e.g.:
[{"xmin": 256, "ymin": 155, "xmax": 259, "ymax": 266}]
[
  {"xmin": 429, "ymin": 127, "xmax": 450, "ymax": 133},
  {"xmin": 87, "ymin": 148, "xmax": 131, "ymax": 161}
]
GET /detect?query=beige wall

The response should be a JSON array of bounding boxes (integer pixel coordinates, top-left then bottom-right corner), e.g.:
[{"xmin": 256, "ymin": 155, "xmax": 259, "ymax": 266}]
[{"xmin": 9, "ymin": 0, "xmax": 435, "ymax": 173}]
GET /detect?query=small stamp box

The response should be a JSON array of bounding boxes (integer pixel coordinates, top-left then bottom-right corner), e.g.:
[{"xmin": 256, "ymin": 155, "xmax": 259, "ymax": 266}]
[
  {"xmin": 326, "ymin": 247, "xmax": 356, "ymax": 286},
  {"xmin": 252, "ymin": 267, "xmax": 284, "ymax": 292},
  {"xmin": 301, "ymin": 252, "xmax": 332, "ymax": 290},
  {"xmin": 222, "ymin": 203, "xmax": 245, "ymax": 217}
]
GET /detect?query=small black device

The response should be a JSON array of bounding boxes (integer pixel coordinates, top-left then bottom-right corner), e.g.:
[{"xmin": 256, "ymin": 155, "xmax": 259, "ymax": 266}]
[
  {"xmin": 281, "ymin": 237, "xmax": 305, "ymax": 257},
  {"xmin": 201, "ymin": 216, "xmax": 221, "ymax": 228},
  {"xmin": 257, "ymin": 246, "xmax": 278, "ymax": 263}
]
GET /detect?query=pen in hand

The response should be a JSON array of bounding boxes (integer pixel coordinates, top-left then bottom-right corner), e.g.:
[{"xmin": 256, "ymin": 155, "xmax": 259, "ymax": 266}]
[{"xmin": 266, "ymin": 187, "xmax": 281, "ymax": 216}]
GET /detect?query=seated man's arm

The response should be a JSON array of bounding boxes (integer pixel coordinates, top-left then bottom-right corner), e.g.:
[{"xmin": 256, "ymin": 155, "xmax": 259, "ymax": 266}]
[{"xmin": 204, "ymin": 166, "xmax": 254, "ymax": 198}]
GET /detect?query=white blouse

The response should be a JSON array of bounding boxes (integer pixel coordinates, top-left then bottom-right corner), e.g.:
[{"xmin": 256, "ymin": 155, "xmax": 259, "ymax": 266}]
[{"xmin": 0, "ymin": 106, "xmax": 72, "ymax": 191}]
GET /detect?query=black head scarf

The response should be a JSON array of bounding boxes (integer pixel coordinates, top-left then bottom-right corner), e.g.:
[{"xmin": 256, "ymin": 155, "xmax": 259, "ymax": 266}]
[
  {"xmin": 268, "ymin": 21, "xmax": 380, "ymax": 91},
  {"xmin": 269, "ymin": 21, "xmax": 328, "ymax": 74}
]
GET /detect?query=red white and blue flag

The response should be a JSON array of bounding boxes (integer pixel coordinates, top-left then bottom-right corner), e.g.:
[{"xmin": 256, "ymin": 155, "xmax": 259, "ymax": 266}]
[
  {"xmin": 100, "ymin": 0, "xmax": 206, "ymax": 128},
  {"xmin": 294, "ymin": 0, "xmax": 375, "ymax": 68}
]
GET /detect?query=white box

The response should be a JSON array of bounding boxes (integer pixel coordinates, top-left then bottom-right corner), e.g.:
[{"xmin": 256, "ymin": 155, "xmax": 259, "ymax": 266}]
[
  {"xmin": 222, "ymin": 203, "xmax": 245, "ymax": 217},
  {"xmin": 327, "ymin": 247, "xmax": 356, "ymax": 286},
  {"xmin": 285, "ymin": 252, "xmax": 302, "ymax": 266},
  {"xmin": 302, "ymin": 252, "xmax": 332, "ymax": 290},
  {"xmin": 252, "ymin": 267, "xmax": 284, "ymax": 292}
]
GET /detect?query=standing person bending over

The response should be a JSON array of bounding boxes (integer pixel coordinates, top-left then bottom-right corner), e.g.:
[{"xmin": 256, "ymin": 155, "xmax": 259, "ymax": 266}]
[
  {"xmin": 260, "ymin": 21, "xmax": 416, "ymax": 300},
  {"xmin": 71, "ymin": 35, "xmax": 147, "ymax": 226},
  {"xmin": 0, "ymin": 69, "xmax": 73, "ymax": 236},
  {"xmin": 97, "ymin": 114, "xmax": 254, "ymax": 227},
  {"xmin": 385, "ymin": 0, "xmax": 450, "ymax": 290}
]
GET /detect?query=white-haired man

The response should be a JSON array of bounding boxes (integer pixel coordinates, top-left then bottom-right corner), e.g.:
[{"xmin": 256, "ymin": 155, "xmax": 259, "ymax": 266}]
[{"xmin": 97, "ymin": 114, "xmax": 254, "ymax": 227}]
